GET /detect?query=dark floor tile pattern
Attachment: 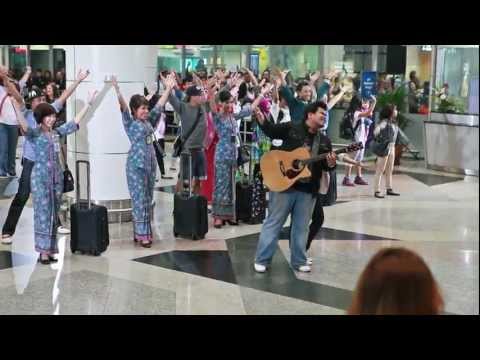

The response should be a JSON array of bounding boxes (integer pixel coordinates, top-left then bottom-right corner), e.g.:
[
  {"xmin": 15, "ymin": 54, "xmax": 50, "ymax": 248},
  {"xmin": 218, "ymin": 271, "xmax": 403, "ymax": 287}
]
[
  {"xmin": 279, "ymin": 226, "xmax": 398, "ymax": 241},
  {"xmin": 226, "ymin": 233, "xmax": 353, "ymax": 310},
  {"xmin": 403, "ymin": 172, "xmax": 464, "ymax": 187},
  {"xmin": 132, "ymin": 229, "xmax": 398, "ymax": 310},
  {"xmin": 133, "ymin": 250, "xmax": 237, "ymax": 284},
  {"xmin": 0, "ymin": 251, "xmax": 33, "ymax": 270},
  {"xmin": 132, "ymin": 225, "xmax": 398, "ymax": 310},
  {"xmin": 335, "ymin": 164, "xmax": 464, "ymax": 186}
]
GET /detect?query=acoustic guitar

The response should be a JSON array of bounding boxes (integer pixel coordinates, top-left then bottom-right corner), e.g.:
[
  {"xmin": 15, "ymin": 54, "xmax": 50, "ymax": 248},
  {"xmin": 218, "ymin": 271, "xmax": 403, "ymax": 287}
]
[{"xmin": 260, "ymin": 142, "xmax": 363, "ymax": 192}]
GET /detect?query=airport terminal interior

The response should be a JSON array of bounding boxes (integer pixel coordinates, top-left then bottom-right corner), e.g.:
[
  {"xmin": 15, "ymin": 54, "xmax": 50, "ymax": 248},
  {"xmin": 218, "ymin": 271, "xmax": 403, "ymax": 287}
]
[{"xmin": 0, "ymin": 45, "xmax": 478, "ymax": 315}]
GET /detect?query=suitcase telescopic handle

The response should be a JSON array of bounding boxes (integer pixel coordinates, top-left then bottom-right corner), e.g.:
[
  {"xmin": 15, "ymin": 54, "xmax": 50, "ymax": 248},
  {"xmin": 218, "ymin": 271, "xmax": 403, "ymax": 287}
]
[
  {"xmin": 180, "ymin": 152, "xmax": 193, "ymax": 197},
  {"xmin": 75, "ymin": 160, "xmax": 91, "ymax": 209}
]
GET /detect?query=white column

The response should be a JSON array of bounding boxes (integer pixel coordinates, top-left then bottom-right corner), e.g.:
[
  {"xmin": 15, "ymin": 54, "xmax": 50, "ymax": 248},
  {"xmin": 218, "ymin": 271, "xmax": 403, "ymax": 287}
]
[
  {"xmin": 62, "ymin": 45, "xmax": 158, "ymax": 219},
  {"xmin": 322, "ymin": 45, "xmax": 345, "ymax": 73},
  {"xmin": 371, "ymin": 45, "xmax": 378, "ymax": 71}
]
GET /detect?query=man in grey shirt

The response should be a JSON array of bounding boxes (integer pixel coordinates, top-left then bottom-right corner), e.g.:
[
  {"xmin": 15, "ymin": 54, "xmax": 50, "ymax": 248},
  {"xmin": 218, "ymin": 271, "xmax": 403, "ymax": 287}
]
[{"xmin": 168, "ymin": 85, "xmax": 207, "ymax": 195}]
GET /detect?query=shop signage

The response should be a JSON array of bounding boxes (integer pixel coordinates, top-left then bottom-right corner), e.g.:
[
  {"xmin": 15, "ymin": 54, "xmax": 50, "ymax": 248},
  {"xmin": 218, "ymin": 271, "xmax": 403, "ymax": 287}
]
[
  {"xmin": 361, "ymin": 71, "xmax": 377, "ymax": 99},
  {"xmin": 333, "ymin": 61, "xmax": 354, "ymax": 74}
]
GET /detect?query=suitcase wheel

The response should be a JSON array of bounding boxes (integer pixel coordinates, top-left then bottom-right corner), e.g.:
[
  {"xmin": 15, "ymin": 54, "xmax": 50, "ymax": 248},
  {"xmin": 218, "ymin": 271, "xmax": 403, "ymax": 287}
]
[
  {"xmin": 174, "ymin": 232, "xmax": 178, "ymax": 237},
  {"xmin": 91, "ymin": 251, "xmax": 100, "ymax": 256}
]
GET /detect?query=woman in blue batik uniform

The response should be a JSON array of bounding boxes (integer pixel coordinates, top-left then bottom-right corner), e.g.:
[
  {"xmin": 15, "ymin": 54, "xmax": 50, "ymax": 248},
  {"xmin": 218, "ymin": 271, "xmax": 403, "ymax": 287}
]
[
  {"xmin": 208, "ymin": 84, "xmax": 271, "ymax": 229},
  {"xmin": 13, "ymin": 91, "xmax": 97, "ymax": 264},
  {"xmin": 111, "ymin": 75, "xmax": 174, "ymax": 248}
]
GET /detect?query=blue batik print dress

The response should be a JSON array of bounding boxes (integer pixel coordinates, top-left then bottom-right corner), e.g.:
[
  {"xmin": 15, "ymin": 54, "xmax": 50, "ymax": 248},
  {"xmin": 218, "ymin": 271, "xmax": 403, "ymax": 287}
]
[
  {"xmin": 212, "ymin": 105, "xmax": 252, "ymax": 219},
  {"xmin": 25, "ymin": 121, "xmax": 79, "ymax": 254},
  {"xmin": 122, "ymin": 107, "xmax": 162, "ymax": 242}
]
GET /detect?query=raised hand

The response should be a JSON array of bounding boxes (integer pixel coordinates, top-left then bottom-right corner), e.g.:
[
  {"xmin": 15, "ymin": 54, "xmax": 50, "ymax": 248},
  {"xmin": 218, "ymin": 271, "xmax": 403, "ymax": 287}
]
[
  {"xmin": 207, "ymin": 82, "xmax": 218, "ymax": 98},
  {"xmin": 0, "ymin": 65, "xmax": 8, "ymax": 79},
  {"xmin": 111, "ymin": 75, "xmax": 119, "ymax": 91},
  {"xmin": 232, "ymin": 73, "xmax": 243, "ymax": 88},
  {"xmin": 165, "ymin": 73, "xmax": 177, "ymax": 90},
  {"xmin": 25, "ymin": 66, "xmax": 32, "ymax": 74},
  {"xmin": 192, "ymin": 72, "xmax": 202, "ymax": 86},
  {"xmin": 273, "ymin": 76, "xmax": 282, "ymax": 88},
  {"xmin": 207, "ymin": 75, "xmax": 218, "ymax": 88},
  {"xmin": 261, "ymin": 83, "xmax": 274, "ymax": 97},
  {"xmin": 159, "ymin": 72, "xmax": 167, "ymax": 85},
  {"xmin": 215, "ymin": 68, "xmax": 226, "ymax": 82},
  {"xmin": 253, "ymin": 107, "xmax": 266, "ymax": 124},
  {"xmin": 310, "ymin": 71, "xmax": 322, "ymax": 83},
  {"xmin": 76, "ymin": 69, "xmax": 90, "ymax": 82}
]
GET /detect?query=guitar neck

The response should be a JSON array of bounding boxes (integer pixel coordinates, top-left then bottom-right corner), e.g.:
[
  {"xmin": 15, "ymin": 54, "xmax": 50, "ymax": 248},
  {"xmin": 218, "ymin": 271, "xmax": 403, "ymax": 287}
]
[{"xmin": 304, "ymin": 148, "xmax": 348, "ymax": 165}]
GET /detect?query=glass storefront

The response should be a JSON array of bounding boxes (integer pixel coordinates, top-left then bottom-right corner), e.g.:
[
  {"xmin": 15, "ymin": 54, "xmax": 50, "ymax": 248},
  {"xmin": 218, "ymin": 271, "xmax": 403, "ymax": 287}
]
[{"xmin": 431, "ymin": 45, "xmax": 479, "ymax": 115}]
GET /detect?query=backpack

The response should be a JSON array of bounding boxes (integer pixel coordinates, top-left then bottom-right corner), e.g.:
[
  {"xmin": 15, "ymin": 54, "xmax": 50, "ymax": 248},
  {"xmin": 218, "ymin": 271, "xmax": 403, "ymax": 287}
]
[{"xmin": 339, "ymin": 110, "xmax": 361, "ymax": 140}]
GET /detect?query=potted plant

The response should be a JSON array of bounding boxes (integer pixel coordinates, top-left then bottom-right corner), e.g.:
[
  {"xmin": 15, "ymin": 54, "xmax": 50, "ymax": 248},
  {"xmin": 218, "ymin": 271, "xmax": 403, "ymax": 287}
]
[
  {"xmin": 376, "ymin": 86, "xmax": 411, "ymax": 165},
  {"xmin": 432, "ymin": 86, "xmax": 466, "ymax": 114}
]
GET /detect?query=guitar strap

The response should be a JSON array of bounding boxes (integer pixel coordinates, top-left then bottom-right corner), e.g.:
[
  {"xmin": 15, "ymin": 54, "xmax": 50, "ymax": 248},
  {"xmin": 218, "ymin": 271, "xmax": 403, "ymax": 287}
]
[
  {"xmin": 298, "ymin": 131, "xmax": 323, "ymax": 185},
  {"xmin": 311, "ymin": 132, "xmax": 330, "ymax": 195}
]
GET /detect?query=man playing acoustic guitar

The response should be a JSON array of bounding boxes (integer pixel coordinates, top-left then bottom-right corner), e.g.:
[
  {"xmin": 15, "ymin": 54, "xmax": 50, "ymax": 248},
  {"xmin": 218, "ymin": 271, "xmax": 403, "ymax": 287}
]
[{"xmin": 253, "ymin": 101, "xmax": 337, "ymax": 273}]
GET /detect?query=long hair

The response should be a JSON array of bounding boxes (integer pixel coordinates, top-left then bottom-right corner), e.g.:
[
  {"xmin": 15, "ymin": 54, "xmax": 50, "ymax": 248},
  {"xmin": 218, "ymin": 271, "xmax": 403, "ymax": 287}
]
[{"xmin": 348, "ymin": 247, "xmax": 444, "ymax": 315}]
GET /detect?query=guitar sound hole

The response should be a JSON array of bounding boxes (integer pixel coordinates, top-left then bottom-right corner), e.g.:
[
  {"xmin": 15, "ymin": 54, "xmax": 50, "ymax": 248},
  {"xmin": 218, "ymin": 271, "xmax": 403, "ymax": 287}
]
[
  {"xmin": 292, "ymin": 160, "xmax": 304, "ymax": 170},
  {"xmin": 286, "ymin": 169, "xmax": 301, "ymax": 179}
]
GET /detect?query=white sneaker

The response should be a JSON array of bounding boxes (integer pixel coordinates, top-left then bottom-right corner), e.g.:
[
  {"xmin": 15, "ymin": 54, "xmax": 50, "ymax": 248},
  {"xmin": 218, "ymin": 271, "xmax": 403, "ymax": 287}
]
[
  {"xmin": 296, "ymin": 265, "xmax": 311, "ymax": 273},
  {"xmin": 254, "ymin": 263, "xmax": 267, "ymax": 273},
  {"xmin": 1, "ymin": 235, "xmax": 12, "ymax": 245},
  {"xmin": 57, "ymin": 226, "xmax": 71, "ymax": 235},
  {"xmin": 307, "ymin": 257, "xmax": 313, "ymax": 265}
]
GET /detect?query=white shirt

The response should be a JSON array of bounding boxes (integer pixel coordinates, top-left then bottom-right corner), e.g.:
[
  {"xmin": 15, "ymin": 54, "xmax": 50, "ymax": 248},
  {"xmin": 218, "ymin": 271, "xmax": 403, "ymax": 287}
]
[
  {"xmin": 0, "ymin": 86, "xmax": 19, "ymax": 126},
  {"xmin": 154, "ymin": 113, "xmax": 166, "ymax": 139},
  {"xmin": 165, "ymin": 102, "xmax": 174, "ymax": 112},
  {"xmin": 352, "ymin": 111, "xmax": 368, "ymax": 143},
  {"xmin": 270, "ymin": 102, "xmax": 291, "ymax": 147}
]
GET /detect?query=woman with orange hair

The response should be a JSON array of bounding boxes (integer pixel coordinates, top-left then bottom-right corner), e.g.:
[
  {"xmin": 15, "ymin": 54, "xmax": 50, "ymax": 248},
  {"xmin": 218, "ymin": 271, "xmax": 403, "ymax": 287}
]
[{"xmin": 348, "ymin": 247, "xmax": 444, "ymax": 315}]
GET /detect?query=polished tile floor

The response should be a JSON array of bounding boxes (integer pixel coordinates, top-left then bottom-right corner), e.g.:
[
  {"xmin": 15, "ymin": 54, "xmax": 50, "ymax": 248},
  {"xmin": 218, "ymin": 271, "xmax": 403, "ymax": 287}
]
[{"xmin": 0, "ymin": 150, "xmax": 478, "ymax": 315}]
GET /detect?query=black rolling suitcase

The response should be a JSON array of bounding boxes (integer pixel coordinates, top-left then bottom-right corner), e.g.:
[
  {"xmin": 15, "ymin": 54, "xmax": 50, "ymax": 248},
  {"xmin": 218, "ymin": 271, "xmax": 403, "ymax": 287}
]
[
  {"xmin": 235, "ymin": 143, "xmax": 259, "ymax": 223},
  {"xmin": 70, "ymin": 160, "xmax": 109, "ymax": 255},
  {"xmin": 173, "ymin": 152, "xmax": 208, "ymax": 240},
  {"xmin": 235, "ymin": 175, "xmax": 252, "ymax": 223}
]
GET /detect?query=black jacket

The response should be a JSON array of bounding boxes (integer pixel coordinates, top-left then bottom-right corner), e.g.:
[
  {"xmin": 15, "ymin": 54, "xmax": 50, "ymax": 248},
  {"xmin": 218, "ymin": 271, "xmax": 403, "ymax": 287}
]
[{"xmin": 258, "ymin": 115, "xmax": 335, "ymax": 194}]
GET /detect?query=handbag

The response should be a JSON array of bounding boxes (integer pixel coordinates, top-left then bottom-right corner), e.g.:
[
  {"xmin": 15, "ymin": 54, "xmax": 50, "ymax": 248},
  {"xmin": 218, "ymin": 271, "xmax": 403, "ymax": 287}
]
[
  {"xmin": 173, "ymin": 107, "xmax": 202, "ymax": 158},
  {"xmin": 56, "ymin": 134, "xmax": 74, "ymax": 193},
  {"xmin": 237, "ymin": 144, "xmax": 250, "ymax": 167},
  {"xmin": 371, "ymin": 123, "xmax": 394, "ymax": 157},
  {"xmin": 63, "ymin": 165, "xmax": 75, "ymax": 193}
]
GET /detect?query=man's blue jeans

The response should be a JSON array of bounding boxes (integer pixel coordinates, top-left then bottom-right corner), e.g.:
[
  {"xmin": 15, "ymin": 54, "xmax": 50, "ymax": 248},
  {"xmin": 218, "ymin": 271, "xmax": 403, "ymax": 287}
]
[
  {"xmin": 255, "ymin": 189, "xmax": 316, "ymax": 269},
  {"xmin": 0, "ymin": 123, "xmax": 19, "ymax": 176}
]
